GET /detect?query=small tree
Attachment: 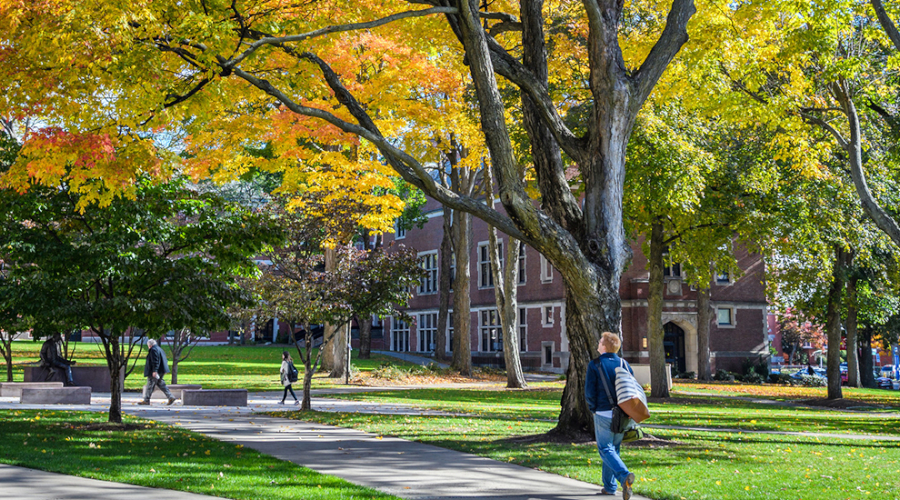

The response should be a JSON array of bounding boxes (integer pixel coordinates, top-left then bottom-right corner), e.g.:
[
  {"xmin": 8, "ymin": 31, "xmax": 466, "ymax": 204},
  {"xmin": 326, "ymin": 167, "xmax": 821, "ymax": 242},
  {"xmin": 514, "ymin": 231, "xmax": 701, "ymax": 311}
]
[{"xmin": 0, "ymin": 178, "xmax": 280, "ymax": 423}]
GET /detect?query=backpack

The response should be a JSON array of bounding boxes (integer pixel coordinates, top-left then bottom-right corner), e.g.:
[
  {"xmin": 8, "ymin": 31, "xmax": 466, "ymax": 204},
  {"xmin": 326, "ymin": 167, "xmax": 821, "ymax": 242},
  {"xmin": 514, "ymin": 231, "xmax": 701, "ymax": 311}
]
[{"xmin": 288, "ymin": 361, "xmax": 299, "ymax": 383}]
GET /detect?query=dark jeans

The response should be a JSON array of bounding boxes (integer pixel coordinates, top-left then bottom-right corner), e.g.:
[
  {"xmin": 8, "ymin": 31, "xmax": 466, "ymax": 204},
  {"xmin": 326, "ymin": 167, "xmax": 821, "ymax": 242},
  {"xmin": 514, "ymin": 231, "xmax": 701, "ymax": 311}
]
[
  {"xmin": 49, "ymin": 361, "xmax": 74, "ymax": 384},
  {"xmin": 282, "ymin": 384, "xmax": 298, "ymax": 402}
]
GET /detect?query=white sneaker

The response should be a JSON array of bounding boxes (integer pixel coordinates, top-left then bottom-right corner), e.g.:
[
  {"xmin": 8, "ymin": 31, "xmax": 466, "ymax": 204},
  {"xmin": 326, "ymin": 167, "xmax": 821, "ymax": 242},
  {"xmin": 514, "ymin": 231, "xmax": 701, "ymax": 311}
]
[
  {"xmin": 277, "ymin": 400, "xmax": 284, "ymax": 405},
  {"xmin": 294, "ymin": 400, "xmax": 300, "ymax": 405}
]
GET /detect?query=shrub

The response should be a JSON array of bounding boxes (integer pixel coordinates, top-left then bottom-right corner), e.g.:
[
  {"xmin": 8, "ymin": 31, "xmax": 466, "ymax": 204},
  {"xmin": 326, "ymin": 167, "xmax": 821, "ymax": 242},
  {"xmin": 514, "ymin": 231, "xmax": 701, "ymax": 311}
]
[
  {"xmin": 675, "ymin": 371, "xmax": 696, "ymax": 379},
  {"xmin": 714, "ymin": 369, "xmax": 735, "ymax": 382},
  {"xmin": 371, "ymin": 363, "xmax": 407, "ymax": 381},
  {"xmin": 797, "ymin": 374, "xmax": 826, "ymax": 387},
  {"xmin": 769, "ymin": 373, "xmax": 793, "ymax": 385}
]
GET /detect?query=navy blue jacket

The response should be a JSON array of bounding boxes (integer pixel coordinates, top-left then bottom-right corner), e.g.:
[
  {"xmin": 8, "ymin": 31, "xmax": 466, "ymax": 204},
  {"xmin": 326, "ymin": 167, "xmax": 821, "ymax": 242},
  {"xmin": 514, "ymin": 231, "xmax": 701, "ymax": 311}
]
[
  {"xmin": 144, "ymin": 345, "xmax": 169, "ymax": 378},
  {"xmin": 584, "ymin": 353, "xmax": 633, "ymax": 413}
]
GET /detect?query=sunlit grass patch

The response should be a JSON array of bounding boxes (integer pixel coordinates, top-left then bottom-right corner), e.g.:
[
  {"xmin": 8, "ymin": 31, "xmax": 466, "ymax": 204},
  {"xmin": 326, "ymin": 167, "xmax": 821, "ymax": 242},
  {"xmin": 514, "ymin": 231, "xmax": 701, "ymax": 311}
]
[{"xmin": 0, "ymin": 409, "xmax": 397, "ymax": 500}]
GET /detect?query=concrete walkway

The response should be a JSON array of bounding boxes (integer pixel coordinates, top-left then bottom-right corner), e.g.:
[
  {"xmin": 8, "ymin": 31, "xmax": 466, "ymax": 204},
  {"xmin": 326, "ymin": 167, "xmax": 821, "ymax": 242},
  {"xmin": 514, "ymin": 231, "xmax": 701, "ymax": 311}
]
[{"xmin": 0, "ymin": 463, "xmax": 217, "ymax": 499}]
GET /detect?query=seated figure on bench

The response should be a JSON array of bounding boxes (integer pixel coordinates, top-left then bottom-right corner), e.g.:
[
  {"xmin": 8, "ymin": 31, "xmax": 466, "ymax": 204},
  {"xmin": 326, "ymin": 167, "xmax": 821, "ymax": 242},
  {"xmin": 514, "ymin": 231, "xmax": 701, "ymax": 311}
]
[{"xmin": 40, "ymin": 333, "xmax": 75, "ymax": 386}]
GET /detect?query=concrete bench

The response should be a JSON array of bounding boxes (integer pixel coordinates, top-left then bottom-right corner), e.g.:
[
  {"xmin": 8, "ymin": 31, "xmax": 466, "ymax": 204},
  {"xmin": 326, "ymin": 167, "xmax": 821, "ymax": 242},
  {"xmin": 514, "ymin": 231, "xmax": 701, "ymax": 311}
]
[
  {"xmin": 151, "ymin": 384, "xmax": 201, "ymax": 400},
  {"xmin": 20, "ymin": 386, "xmax": 92, "ymax": 405},
  {"xmin": 182, "ymin": 389, "xmax": 247, "ymax": 407},
  {"xmin": 0, "ymin": 382, "xmax": 64, "ymax": 398},
  {"xmin": 23, "ymin": 365, "xmax": 123, "ymax": 392}
]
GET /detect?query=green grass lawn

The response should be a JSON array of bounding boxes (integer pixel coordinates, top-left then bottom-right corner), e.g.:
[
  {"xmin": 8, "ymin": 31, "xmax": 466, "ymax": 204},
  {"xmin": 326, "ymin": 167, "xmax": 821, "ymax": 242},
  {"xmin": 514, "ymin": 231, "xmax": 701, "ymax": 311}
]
[
  {"xmin": 1, "ymin": 342, "xmax": 412, "ymax": 391},
  {"xmin": 317, "ymin": 387, "xmax": 900, "ymax": 436},
  {"xmin": 0, "ymin": 409, "xmax": 397, "ymax": 500},
  {"xmin": 282, "ymin": 404, "xmax": 900, "ymax": 500}
]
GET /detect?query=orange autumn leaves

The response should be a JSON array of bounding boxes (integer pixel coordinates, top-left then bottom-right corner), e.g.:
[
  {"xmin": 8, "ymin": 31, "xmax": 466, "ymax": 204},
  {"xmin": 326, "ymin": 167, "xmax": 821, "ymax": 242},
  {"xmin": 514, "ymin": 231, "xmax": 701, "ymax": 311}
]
[{"xmin": 0, "ymin": 0, "xmax": 478, "ymax": 234}]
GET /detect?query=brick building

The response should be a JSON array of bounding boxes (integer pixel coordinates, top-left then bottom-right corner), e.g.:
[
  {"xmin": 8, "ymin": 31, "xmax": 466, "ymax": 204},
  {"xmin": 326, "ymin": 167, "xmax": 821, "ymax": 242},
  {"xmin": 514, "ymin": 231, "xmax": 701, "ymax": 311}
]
[{"xmin": 382, "ymin": 198, "xmax": 771, "ymax": 374}]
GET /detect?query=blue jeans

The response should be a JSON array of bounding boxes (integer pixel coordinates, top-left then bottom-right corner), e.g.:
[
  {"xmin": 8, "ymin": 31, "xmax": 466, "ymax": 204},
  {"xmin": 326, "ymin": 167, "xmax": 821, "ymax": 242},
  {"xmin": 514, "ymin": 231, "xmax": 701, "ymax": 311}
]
[{"xmin": 593, "ymin": 413, "xmax": 629, "ymax": 492}]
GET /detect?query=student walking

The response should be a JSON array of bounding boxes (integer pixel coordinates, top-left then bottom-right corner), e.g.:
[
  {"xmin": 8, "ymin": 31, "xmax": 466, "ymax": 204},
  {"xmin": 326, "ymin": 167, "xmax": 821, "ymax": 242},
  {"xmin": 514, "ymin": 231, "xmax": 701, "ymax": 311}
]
[
  {"xmin": 585, "ymin": 331, "xmax": 636, "ymax": 499},
  {"xmin": 279, "ymin": 351, "xmax": 300, "ymax": 405}
]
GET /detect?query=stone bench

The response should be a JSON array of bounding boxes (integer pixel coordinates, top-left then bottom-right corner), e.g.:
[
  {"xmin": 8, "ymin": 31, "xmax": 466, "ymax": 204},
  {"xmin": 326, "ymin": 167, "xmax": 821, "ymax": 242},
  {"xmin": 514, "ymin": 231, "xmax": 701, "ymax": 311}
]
[
  {"xmin": 20, "ymin": 386, "xmax": 92, "ymax": 405},
  {"xmin": 0, "ymin": 382, "xmax": 64, "ymax": 398},
  {"xmin": 151, "ymin": 384, "xmax": 201, "ymax": 400},
  {"xmin": 182, "ymin": 389, "xmax": 247, "ymax": 407},
  {"xmin": 23, "ymin": 365, "xmax": 123, "ymax": 392}
]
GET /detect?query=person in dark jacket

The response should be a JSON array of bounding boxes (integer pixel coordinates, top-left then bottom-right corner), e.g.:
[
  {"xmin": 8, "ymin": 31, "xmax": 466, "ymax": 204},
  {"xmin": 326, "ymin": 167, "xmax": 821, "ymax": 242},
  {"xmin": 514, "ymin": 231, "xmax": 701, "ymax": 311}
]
[
  {"xmin": 585, "ymin": 331, "xmax": 636, "ymax": 499},
  {"xmin": 138, "ymin": 339, "xmax": 176, "ymax": 406},
  {"xmin": 39, "ymin": 332, "xmax": 75, "ymax": 386}
]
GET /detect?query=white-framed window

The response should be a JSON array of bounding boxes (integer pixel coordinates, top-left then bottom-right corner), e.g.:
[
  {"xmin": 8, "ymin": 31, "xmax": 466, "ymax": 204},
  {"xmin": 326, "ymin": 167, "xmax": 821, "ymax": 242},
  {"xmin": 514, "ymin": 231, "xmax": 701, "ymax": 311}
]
[
  {"xmin": 447, "ymin": 312, "xmax": 454, "ymax": 352},
  {"xmin": 517, "ymin": 242, "xmax": 526, "ymax": 285},
  {"xmin": 418, "ymin": 312, "xmax": 437, "ymax": 352},
  {"xmin": 717, "ymin": 307, "xmax": 735, "ymax": 327},
  {"xmin": 478, "ymin": 241, "xmax": 504, "ymax": 289},
  {"xmin": 395, "ymin": 220, "xmax": 406, "ymax": 240},
  {"xmin": 542, "ymin": 305, "xmax": 554, "ymax": 327},
  {"xmin": 663, "ymin": 262, "xmax": 682, "ymax": 278},
  {"xmin": 540, "ymin": 254, "xmax": 554, "ymax": 283},
  {"xmin": 716, "ymin": 270, "xmax": 732, "ymax": 284},
  {"xmin": 449, "ymin": 253, "xmax": 456, "ymax": 291},
  {"xmin": 418, "ymin": 251, "xmax": 438, "ymax": 295},
  {"xmin": 392, "ymin": 317, "xmax": 410, "ymax": 352},
  {"xmin": 480, "ymin": 309, "xmax": 502, "ymax": 352},
  {"xmin": 518, "ymin": 307, "xmax": 528, "ymax": 352}
]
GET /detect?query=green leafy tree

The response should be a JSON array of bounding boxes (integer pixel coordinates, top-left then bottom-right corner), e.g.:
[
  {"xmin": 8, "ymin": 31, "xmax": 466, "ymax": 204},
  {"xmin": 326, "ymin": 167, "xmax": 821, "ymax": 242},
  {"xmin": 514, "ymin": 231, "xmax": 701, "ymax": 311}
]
[{"xmin": 0, "ymin": 178, "xmax": 281, "ymax": 423}]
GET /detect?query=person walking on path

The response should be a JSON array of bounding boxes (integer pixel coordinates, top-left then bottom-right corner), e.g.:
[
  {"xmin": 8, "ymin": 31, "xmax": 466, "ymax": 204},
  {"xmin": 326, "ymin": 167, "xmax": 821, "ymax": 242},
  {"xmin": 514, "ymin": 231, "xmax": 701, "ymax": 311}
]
[
  {"xmin": 585, "ymin": 331, "xmax": 636, "ymax": 499},
  {"xmin": 138, "ymin": 339, "xmax": 176, "ymax": 406},
  {"xmin": 279, "ymin": 351, "xmax": 300, "ymax": 405}
]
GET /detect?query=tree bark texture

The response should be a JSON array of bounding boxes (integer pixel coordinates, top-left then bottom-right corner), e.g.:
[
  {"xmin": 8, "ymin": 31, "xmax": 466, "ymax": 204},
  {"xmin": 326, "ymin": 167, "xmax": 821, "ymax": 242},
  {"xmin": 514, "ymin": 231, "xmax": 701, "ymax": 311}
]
[
  {"xmin": 696, "ymin": 271, "xmax": 713, "ymax": 381},
  {"xmin": 101, "ymin": 335, "xmax": 124, "ymax": 424},
  {"xmin": 859, "ymin": 328, "xmax": 876, "ymax": 388},
  {"xmin": 435, "ymin": 207, "xmax": 453, "ymax": 362},
  {"xmin": 832, "ymin": 83, "xmax": 900, "ymax": 248},
  {"xmin": 2, "ymin": 337, "xmax": 12, "ymax": 382},
  {"xmin": 450, "ymin": 209, "xmax": 472, "ymax": 376},
  {"xmin": 358, "ymin": 317, "xmax": 373, "ymax": 360},
  {"xmin": 647, "ymin": 220, "xmax": 669, "ymax": 397},
  {"xmin": 846, "ymin": 275, "xmax": 860, "ymax": 388},
  {"xmin": 824, "ymin": 247, "xmax": 845, "ymax": 400}
]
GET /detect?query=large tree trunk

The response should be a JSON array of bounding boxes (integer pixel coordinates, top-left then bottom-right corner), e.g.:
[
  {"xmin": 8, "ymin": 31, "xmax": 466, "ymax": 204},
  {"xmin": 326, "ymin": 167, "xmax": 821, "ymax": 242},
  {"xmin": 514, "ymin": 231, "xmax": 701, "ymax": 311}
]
[
  {"xmin": 697, "ymin": 270, "xmax": 713, "ymax": 381},
  {"xmin": 846, "ymin": 275, "xmax": 860, "ymax": 388},
  {"xmin": 487, "ymin": 226, "xmax": 526, "ymax": 388},
  {"xmin": 435, "ymin": 208, "xmax": 453, "ymax": 362},
  {"xmin": 859, "ymin": 327, "xmax": 876, "ymax": 388},
  {"xmin": 450, "ymin": 205, "xmax": 472, "ymax": 376},
  {"xmin": 647, "ymin": 220, "xmax": 669, "ymax": 397},
  {"xmin": 825, "ymin": 247, "xmax": 845, "ymax": 400},
  {"xmin": 358, "ymin": 317, "xmax": 373, "ymax": 360}
]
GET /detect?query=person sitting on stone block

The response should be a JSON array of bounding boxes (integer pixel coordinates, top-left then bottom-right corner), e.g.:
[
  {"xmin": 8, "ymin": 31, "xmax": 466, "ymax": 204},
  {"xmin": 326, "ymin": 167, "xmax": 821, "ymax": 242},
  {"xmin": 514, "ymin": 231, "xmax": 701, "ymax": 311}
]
[{"xmin": 39, "ymin": 332, "xmax": 75, "ymax": 386}]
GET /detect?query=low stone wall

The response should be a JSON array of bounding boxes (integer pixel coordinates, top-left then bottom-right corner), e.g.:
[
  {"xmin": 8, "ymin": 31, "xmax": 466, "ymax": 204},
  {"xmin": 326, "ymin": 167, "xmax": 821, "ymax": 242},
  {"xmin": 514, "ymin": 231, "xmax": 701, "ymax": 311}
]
[
  {"xmin": 0, "ymin": 382, "xmax": 64, "ymax": 398},
  {"xmin": 20, "ymin": 386, "xmax": 91, "ymax": 405},
  {"xmin": 23, "ymin": 365, "xmax": 124, "ymax": 392},
  {"xmin": 151, "ymin": 384, "xmax": 201, "ymax": 399},
  {"xmin": 182, "ymin": 389, "xmax": 247, "ymax": 407}
]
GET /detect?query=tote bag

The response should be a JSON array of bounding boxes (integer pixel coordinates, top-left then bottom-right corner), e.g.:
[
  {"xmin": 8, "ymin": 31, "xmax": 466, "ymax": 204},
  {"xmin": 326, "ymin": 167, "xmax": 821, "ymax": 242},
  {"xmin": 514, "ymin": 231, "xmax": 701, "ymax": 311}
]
[{"xmin": 614, "ymin": 358, "xmax": 650, "ymax": 423}]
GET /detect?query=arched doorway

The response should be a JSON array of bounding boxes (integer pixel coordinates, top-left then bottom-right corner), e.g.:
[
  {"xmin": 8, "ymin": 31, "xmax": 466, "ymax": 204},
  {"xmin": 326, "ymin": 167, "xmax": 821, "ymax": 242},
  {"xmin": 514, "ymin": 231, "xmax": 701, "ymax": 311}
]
[{"xmin": 663, "ymin": 322, "xmax": 687, "ymax": 374}]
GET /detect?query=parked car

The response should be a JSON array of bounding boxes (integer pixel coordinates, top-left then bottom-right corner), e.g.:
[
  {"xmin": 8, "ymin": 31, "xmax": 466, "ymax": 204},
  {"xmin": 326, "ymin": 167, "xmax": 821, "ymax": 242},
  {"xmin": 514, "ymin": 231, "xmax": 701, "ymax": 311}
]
[
  {"xmin": 791, "ymin": 367, "xmax": 826, "ymax": 380},
  {"xmin": 881, "ymin": 365, "xmax": 896, "ymax": 379},
  {"xmin": 840, "ymin": 363, "xmax": 848, "ymax": 384},
  {"xmin": 876, "ymin": 376, "xmax": 894, "ymax": 390}
]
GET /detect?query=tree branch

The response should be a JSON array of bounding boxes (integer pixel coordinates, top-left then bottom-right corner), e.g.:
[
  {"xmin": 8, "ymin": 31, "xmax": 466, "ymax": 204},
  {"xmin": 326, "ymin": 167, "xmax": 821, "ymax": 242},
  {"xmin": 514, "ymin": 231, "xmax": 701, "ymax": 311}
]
[
  {"xmin": 633, "ymin": 0, "xmax": 696, "ymax": 107},
  {"xmin": 223, "ymin": 7, "xmax": 458, "ymax": 69},
  {"xmin": 229, "ymin": 67, "xmax": 527, "ymax": 241},
  {"xmin": 871, "ymin": 0, "xmax": 900, "ymax": 52}
]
